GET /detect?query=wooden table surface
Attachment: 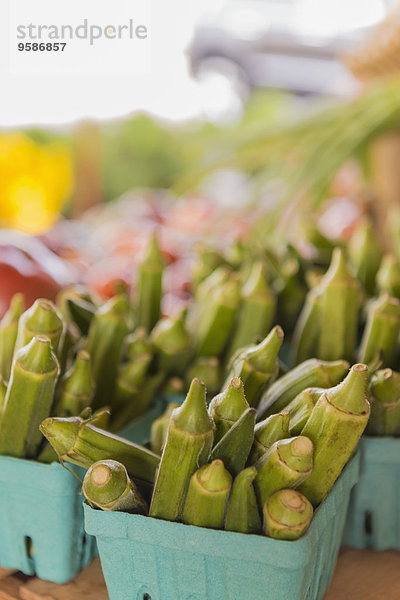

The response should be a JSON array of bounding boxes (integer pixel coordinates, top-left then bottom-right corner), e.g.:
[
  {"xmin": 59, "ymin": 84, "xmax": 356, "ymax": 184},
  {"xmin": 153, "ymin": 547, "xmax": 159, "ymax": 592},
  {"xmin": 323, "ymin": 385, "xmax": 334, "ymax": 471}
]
[{"xmin": 1, "ymin": 547, "xmax": 399, "ymax": 599}]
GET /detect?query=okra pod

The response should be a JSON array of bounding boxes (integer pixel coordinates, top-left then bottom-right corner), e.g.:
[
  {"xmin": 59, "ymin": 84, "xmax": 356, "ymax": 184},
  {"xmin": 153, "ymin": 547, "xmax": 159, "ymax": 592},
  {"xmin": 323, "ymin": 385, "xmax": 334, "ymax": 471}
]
[
  {"xmin": 66, "ymin": 297, "xmax": 96, "ymax": 335},
  {"xmin": 376, "ymin": 255, "xmax": 400, "ymax": 298},
  {"xmin": 254, "ymin": 436, "xmax": 313, "ymax": 509},
  {"xmin": 368, "ymin": 368, "xmax": 400, "ymax": 436},
  {"xmin": 349, "ymin": 219, "xmax": 382, "ymax": 296},
  {"xmin": 0, "ymin": 336, "xmax": 59, "ymax": 458},
  {"xmin": 286, "ymin": 388, "xmax": 323, "ymax": 436},
  {"xmin": 83, "ymin": 459, "xmax": 147, "ymax": 514},
  {"xmin": 55, "ymin": 350, "xmax": 94, "ymax": 417},
  {"xmin": 40, "ymin": 414, "xmax": 159, "ymax": 483},
  {"xmin": 210, "ymin": 407, "xmax": 256, "ymax": 476},
  {"xmin": 257, "ymin": 358, "xmax": 349, "ymax": 420},
  {"xmin": 14, "ymin": 299, "xmax": 64, "ymax": 355},
  {"xmin": 263, "ymin": 489, "xmax": 313, "ymax": 540},
  {"xmin": 225, "ymin": 467, "xmax": 261, "ymax": 534},
  {"xmin": 151, "ymin": 309, "xmax": 192, "ymax": 375},
  {"xmin": 182, "ymin": 459, "xmax": 231, "ymax": 529},
  {"xmin": 209, "ymin": 377, "xmax": 249, "ymax": 443},
  {"xmin": 226, "ymin": 261, "xmax": 275, "ymax": 360},
  {"xmin": 149, "ymin": 378, "xmax": 214, "ymax": 521},
  {"xmin": 126, "ymin": 327, "xmax": 153, "ymax": 360},
  {"xmin": 150, "ymin": 402, "xmax": 180, "ymax": 454},
  {"xmin": 195, "ymin": 275, "xmax": 241, "ymax": 357},
  {"xmin": 0, "ymin": 293, "xmax": 24, "ymax": 381},
  {"xmin": 247, "ymin": 412, "xmax": 290, "ymax": 465},
  {"xmin": 191, "ymin": 245, "xmax": 225, "ymax": 291},
  {"xmin": 225, "ymin": 326, "xmax": 284, "ymax": 408},
  {"xmin": 186, "ymin": 356, "xmax": 221, "ymax": 397},
  {"xmin": 110, "ymin": 354, "xmax": 153, "ymax": 431},
  {"xmin": 134, "ymin": 234, "xmax": 165, "ymax": 332},
  {"xmin": 86, "ymin": 295, "xmax": 129, "ymax": 410},
  {"xmin": 292, "ymin": 287, "xmax": 322, "ymax": 364},
  {"xmin": 318, "ymin": 248, "xmax": 361, "ymax": 361},
  {"xmin": 358, "ymin": 294, "xmax": 400, "ymax": 367},
  {"xmin": 299, "ymin": 363, "xmax": 370, "ymax": 505}
]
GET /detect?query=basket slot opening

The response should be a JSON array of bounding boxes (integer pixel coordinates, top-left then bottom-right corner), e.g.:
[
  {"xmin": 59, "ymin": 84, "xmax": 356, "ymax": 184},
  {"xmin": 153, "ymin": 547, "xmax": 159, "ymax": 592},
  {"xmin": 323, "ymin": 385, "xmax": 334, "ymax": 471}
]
[
  {"xmin": 24, "ymin": 536, "xmax": 34, "ymax": 559},
  {"xmin": 364, "ymin": 511, "xmax": 373, "ymax": 536}
]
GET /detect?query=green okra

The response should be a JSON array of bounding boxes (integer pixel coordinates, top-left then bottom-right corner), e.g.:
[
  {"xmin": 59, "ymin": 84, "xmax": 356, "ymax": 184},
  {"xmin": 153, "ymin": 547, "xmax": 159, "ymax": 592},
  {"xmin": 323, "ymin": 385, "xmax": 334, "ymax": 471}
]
[
  {"xmin": 195, "ymin": 275, "xmax": 241, "ymax": 357},
  {"xmin": 83, "ymin": 459, "xmax": 147, "ymax": 514},
  {"xmin": 225, "ymin": 467, "xmax": 261, "ymax": 534},
  {"xmin": 186, "ymin": 356, "xmax": 221, "ymax": 397},
  {"xmin": 292, "ymin": 287, "xmax": 322, "ymax": 365},
  {"xmin": 0, "ymin": 293, "xmax": 24, "ymax": 381},
  {"xmin": 182, "ymin": 459, "xmax": 231, "ymax": 529},
  {"xmin": 317, "ymin": 248, "xmax": 361, "ymax": 362},
  {"xmin": 150, "ymin": 402, "xmax": 180, "ymax": 454},
  {"xmin": 134, "ymin": 234, "xmax": 165, "ymax": 332},
  {"xmin": 299, "ymin": 363, "xmax": 370, "ymax": 505},
  {"xmin": 151, "ymin": 309, "xmax": 192, "ymax": 375},
  {"xmin": 191, "ymin": 245, "xmax": 225, "ymax": 291},
  {"xmin": 254, "ymin": 436, "xmax": 313, "ymax": 509},
  {"xmin": 358, "ymin": 294, "xmax": 400, "ymax": 367},
  {"xmin": 194, "ymin": 266, "xmax": 231, "ymax": 304},
  {"xmin": 66, "ymin": 297, "xmax": 96, "ymax": 335},
  {"xmin": 368, "ymin": 368, "xmax": 400, "ymax": 436},
  {"xmin": 0, "ymin": 375, "xmax": 7, "ymax": 420},
  {"xmin": 209, "ymin": 377, "xmax": 249, "ymax": 444},
  {"xmin": 55, "ymin": 350, "xmax": 94, "ymax": 417},
  {"xmin": 226, "ymin": 261, "xmax": 275, "ymax": 360},
  {"xmin": 275, "ymin": 257, "xmax": 307, "ymax": 332},
  {"xmin": 14, "ymin": 299, "xmax": 64, "ymax": 356},
  {"xmin": 376, "ymin": 255, "xmax": 400, "ymax": 298},
  {"xmin": 40, "ymin": 413, "xmax": 159, "ymax": 483},
  {"xmin": 0, "ymin": 336, "xmax": 59, "ymax": 458},
  {"xmin": 247, "ymin": 412, "xmax": 290, "ymax": 465},
  {"xmin": 263, "ymin": 489, "xmax": 313, "ymax": 540},
  {"xmin": 86, "ymin": 295, "xmax": 129, "ymax": 410},
  {"xmin": 257, "ymin": 358, "xmax": 349, "ymax": 420},
  {"xmin": 210, "ymin": 408, "xmax": 256, "ymax": 476},
  {"xmin": 126, "ymin": 327, "xmax": 154, "ymax": 360},
  {"xmin": 349, "ymin": 218, "xmax": 382, "ymax": 296},
  {"xmin": 149, "ymin": 378, "xmax": 214, "ymax": 521},
  {"xmin": 286, "ymin": 388, "xmax": 324, "ymax": 436},
  {"xmin": 110, "ymin": 353, "xmax": 153, "ymax": 431},
  {"xmin": 225, "ymin": 326, "xmax": 284, "ymax": 408}
]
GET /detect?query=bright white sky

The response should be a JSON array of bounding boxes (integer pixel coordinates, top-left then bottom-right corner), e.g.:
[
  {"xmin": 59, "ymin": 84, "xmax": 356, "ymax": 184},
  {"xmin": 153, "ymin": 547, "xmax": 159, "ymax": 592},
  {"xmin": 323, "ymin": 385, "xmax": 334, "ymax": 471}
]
[{"xmin": 0, "ymin": 0, "xmax": 391, "ymax": 128}]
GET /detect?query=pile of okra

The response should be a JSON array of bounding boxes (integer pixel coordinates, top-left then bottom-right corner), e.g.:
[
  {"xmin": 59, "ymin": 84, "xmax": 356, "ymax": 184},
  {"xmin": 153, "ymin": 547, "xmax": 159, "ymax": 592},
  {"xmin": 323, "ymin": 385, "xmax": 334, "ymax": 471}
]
[{"xmin": 1, "ymin": 215, "xmax": 400, "ymax": 539}]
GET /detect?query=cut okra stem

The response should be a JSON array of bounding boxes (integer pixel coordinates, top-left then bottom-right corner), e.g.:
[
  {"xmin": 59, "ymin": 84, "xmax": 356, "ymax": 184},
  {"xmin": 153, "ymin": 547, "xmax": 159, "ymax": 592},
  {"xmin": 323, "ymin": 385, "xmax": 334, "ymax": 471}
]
[
  {"xmin": 263, "ymin": 489, "xmax": 313, "ymax": 540},
  {"xmin": 254, "ymin": 436, "xmax": 313, "ymax": 509},
  {"xmin": 83, "ymin": 459, "xmax": 147, "ymax": 514},
  {"xmin": 14, "ymin": 299, "xmax": 64, "ymax": 356},
  {"xmin": 182, "ymin": 459, "xmax": 231, "ymax": 529}
]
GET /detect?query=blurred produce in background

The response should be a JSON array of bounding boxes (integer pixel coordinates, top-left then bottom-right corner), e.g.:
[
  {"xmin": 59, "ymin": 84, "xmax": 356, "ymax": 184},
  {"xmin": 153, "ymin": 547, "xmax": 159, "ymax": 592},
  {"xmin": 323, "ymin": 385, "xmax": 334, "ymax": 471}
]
[{"xmin": 1, "ymin": 2, "xmax": 400, "ymax": 318}]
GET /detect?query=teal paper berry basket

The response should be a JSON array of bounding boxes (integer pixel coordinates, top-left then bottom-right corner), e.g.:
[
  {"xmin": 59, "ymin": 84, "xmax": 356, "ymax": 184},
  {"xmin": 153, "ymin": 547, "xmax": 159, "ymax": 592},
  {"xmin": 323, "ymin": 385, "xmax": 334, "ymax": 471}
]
[
  {"xmin": 0, "ymin": 456, "xmax": 95, "ymax": 583},
  {"xmin": 0, "ymin": 396, "xmax": 182, "ymax": 584},
  {"xmin": 85, "ymin": 452, "xmax": 360, "ymax": 600},
  {"xmin": 344, "ymin": 437, "xmax": 400, "ymax": 550}
]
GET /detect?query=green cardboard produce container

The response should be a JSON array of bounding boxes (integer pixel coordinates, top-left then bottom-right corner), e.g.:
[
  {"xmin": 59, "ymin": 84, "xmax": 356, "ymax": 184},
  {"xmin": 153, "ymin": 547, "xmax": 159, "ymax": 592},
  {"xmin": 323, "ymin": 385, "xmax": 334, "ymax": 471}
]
[{"xmin": 84, "ymin": 453, "xmax": 360, "ymax": 600}]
